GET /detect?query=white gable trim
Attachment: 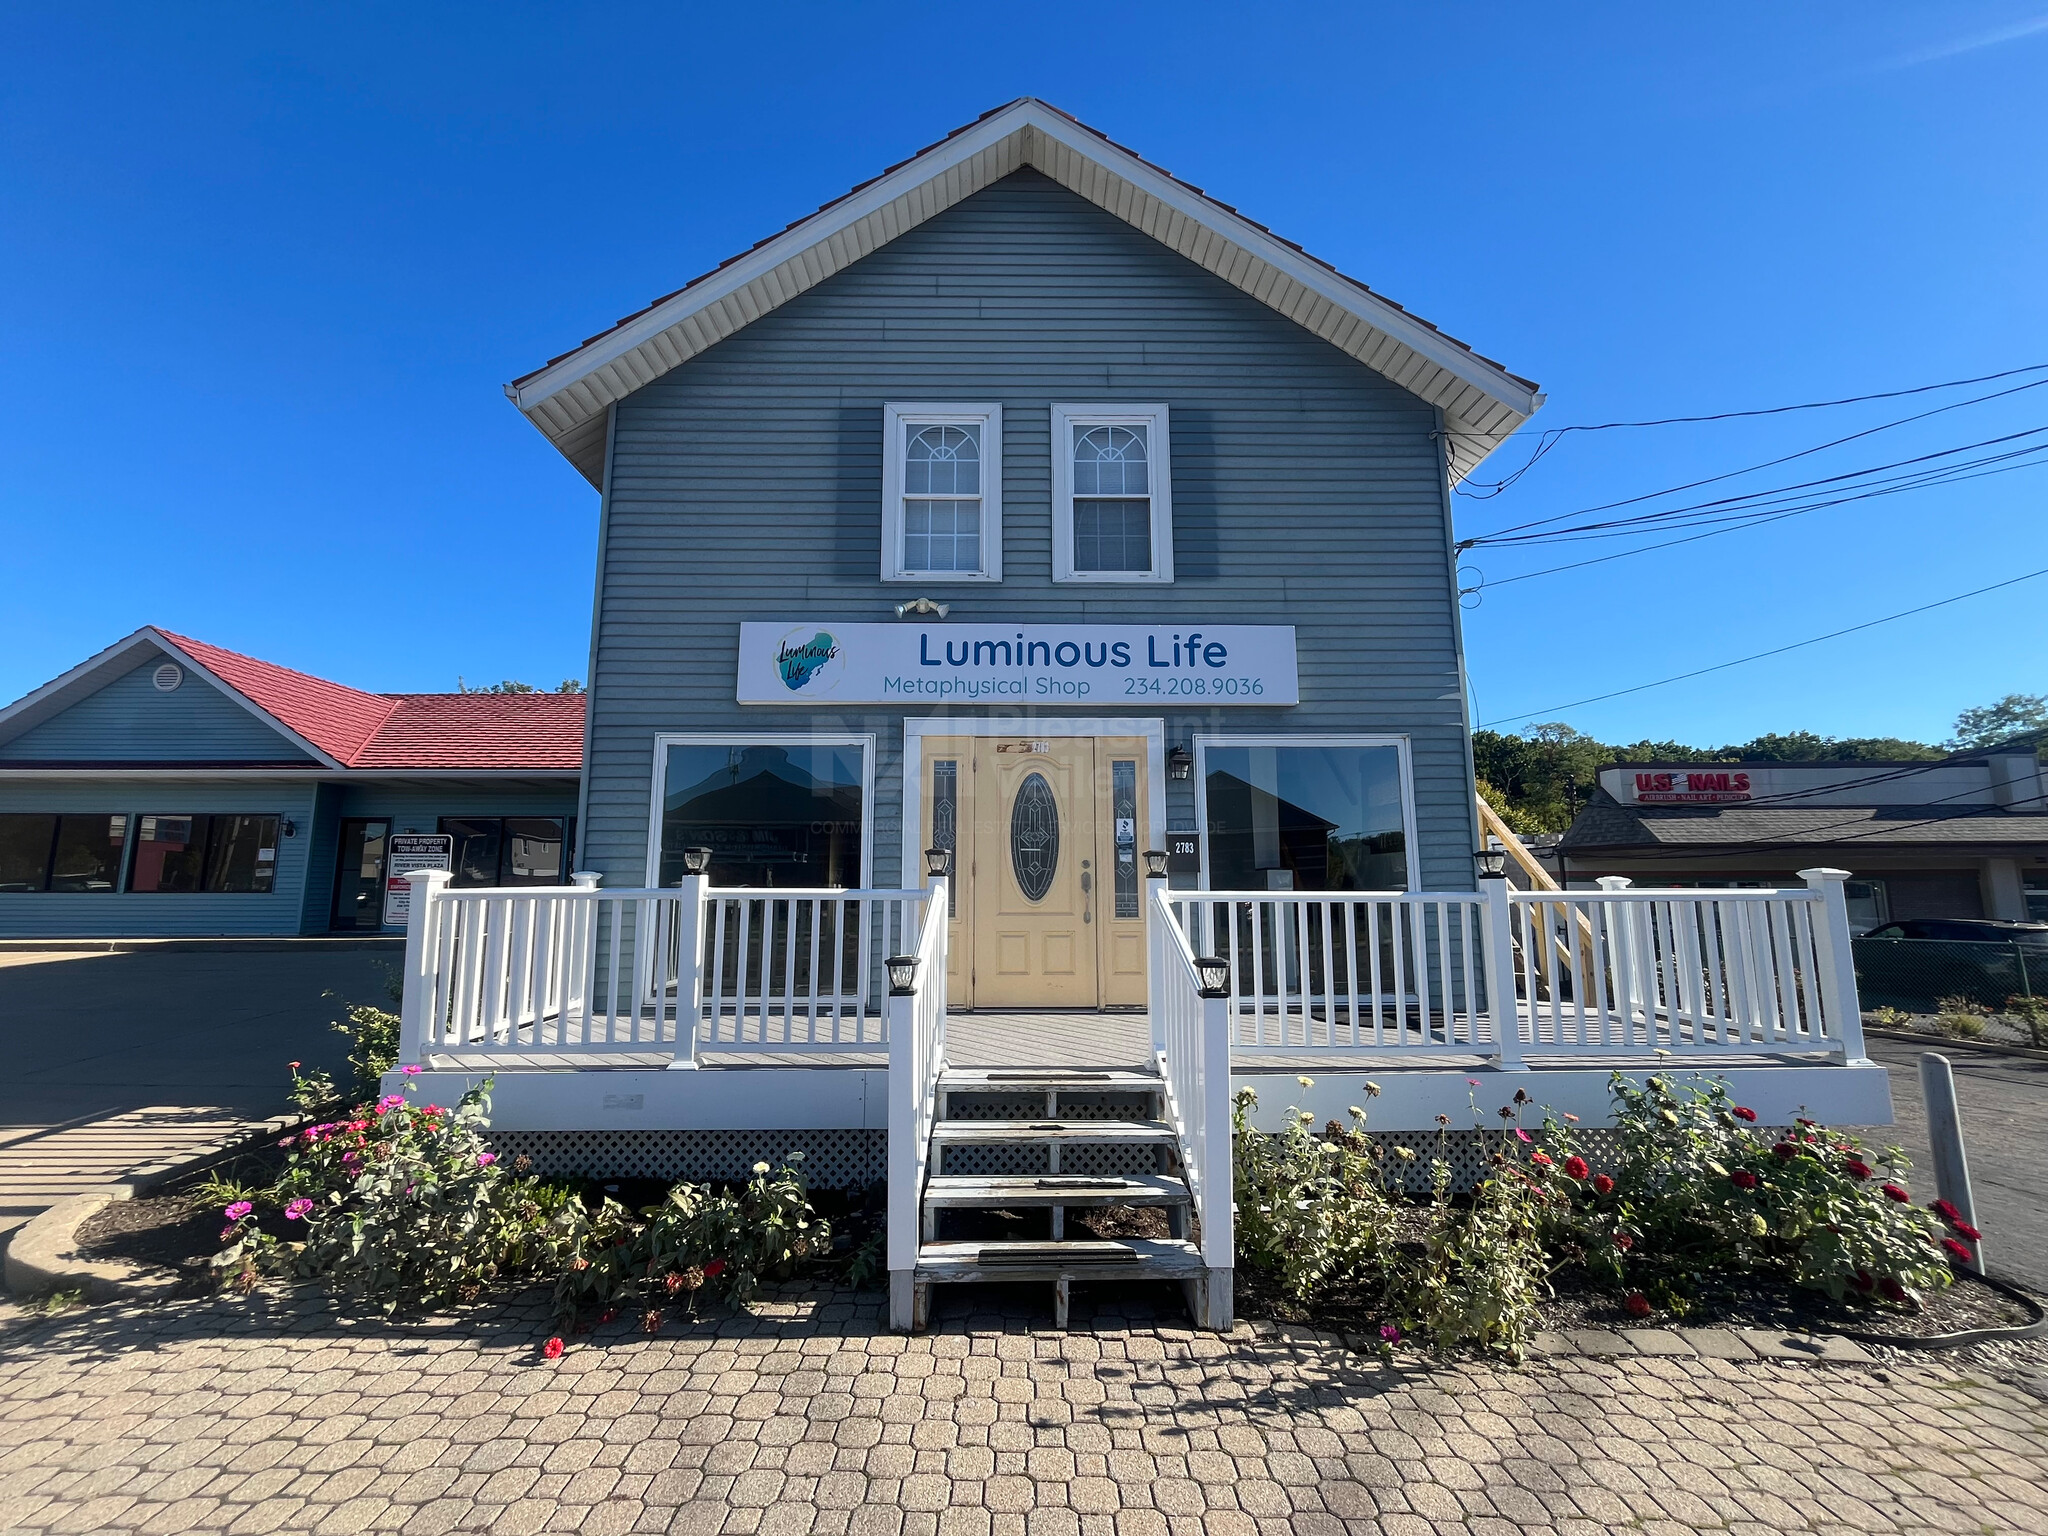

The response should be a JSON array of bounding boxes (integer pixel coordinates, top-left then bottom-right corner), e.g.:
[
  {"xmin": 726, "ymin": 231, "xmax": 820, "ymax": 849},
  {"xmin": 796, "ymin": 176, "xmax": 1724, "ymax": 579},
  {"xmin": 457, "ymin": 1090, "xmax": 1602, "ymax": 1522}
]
[
  {"xmin": 0, "ymin": 628, "xmax": 347, "ymax": 769},
  {"xmin": 506, "ymin": 100, "xmax": 1542, "ymax": 488}
]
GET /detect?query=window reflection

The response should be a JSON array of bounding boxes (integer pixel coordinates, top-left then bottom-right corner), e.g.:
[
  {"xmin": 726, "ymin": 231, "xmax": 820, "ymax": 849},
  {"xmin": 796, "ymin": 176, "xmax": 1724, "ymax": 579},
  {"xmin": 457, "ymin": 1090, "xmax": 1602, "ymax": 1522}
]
[
  {"xmin": 1204, "ymin": 745, "xmax": 1408, "ymax": 891},
  {"xmin": 659, "ymin": 743, "xmax": 865, "ymax": 888}
]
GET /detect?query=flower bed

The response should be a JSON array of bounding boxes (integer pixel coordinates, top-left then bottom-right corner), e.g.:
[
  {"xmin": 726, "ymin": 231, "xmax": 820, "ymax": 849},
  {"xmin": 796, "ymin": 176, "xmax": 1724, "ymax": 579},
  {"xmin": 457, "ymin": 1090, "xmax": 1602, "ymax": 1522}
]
[{"xmin": 1230, "ymin": 1070, "xmax": 1995, "ymax": 1360}]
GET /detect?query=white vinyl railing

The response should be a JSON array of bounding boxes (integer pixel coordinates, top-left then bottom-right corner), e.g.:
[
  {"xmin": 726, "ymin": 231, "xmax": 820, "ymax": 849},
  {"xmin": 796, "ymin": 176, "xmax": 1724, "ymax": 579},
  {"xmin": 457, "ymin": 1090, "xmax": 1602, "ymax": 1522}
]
[
  {"xmin": 398, "ymin": 871, "xmax": 931, "ymax": 1065},
  {"xmin": 887, "ymin": 880, "xmax": 950, "ymax": 1331},
  {"xmin": 1166, "ymin": 891, "xmax": 1501, "ymax": 1054},
  {"xmin": 1160, "ymin": 868, "xmax": 1868, "ymax": 1064},
  {"xmin": 1150, "ymin": 885, "xmax": 1233, "ymax": 1328},
  {"xmin": 1509, "ymin": 874, "xmax": 1866, "ymax": 1057}
]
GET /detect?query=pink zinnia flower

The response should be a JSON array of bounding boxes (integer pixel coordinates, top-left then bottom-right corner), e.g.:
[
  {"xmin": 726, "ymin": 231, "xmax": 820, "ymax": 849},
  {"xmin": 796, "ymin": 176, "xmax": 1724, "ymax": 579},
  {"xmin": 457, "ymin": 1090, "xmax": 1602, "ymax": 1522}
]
[
  {"xmin": 223, "ymin": 1201, "xmax": 253, "ymax": 1221},
  {"xmin": 542, "ymin": 1337, "xmax": 564, "ymax": 1360},
  {"xmin": 284, "ymin": 1198, "xmax": 314, "ymax": 1220},
  {"xmin": 476, "ymin": 1152, "xmax": 498, "ymax": 1167},
  {"xmin": 1514, "ymin": 1127, "xmax": 1532, "ymax": 1143},
  {"xmin": 401, "ymin": 1064, "xmax": 422, "ymax": 1076},
  {"xmin": 1379, "ymin": 1324, "xmax": 1401, "ymax": 1343}
]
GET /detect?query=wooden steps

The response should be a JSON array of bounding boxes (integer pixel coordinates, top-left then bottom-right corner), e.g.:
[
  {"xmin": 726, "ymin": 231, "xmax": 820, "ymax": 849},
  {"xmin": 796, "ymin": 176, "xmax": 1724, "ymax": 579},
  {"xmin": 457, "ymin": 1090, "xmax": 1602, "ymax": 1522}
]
[
  {"xmin": 920, "ymin": 1172, "xmax": 1189, "ymax": 1209},
  {"xmin": 928, "ymin": 1118, "xmax": 1175, "ymax": 1146}
]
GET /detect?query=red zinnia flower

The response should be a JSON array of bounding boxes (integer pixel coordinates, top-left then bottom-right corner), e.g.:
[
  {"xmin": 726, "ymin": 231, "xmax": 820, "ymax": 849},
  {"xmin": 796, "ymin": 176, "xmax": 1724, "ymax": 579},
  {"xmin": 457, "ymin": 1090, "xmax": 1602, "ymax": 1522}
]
[
  {"xmin": 1564, "ymin": 1155, "xmax": 1591, "ymax": 1180},
  {"xmin": 1954, "ymin": 1220, "xmax": 1983, "ymax": 1242},
  {"xmin": 542, "ymin": 1337, "xmax": 564, "ymax": 1360},
  {"xmin": 1731, "ymin": 1106, "xmax": 1757, "ymax": 1122},
  {"xmin": 1529, "ymin": 1152, "xmax": 1553, "ymax": 1168},
  {"xmin": 1843, "ymin": 1159, "xmax": 1872, "ymax": 1180},
  {"xmin": 1878, "ymin": 1278, "xmax": 1908, "ymax": 1304},
  {"xmin": 1624, "ymin": 1293, "xmax": 1652, "ymax": 1318},
  {"xmin": 1933, "ymin": 1198, "xmax": 1962, "ymax": 1222},
  {"xmin": 1730, "ymin": 1169, "xmax": 1760, "ymax": 1190},
  {"xmin": 1881, "ymin": 1183, "xmax": 1910, "ymax": 1203},
  {"xmin": 1592, "ymin": 1174, "xmax": 1615, "ymax": 1195},
  {"xmin": 1940, "ymin": 1238, "xmax": 1973, "ymax": 1262},
  {"xmin": 1850, "ymin": 1271, "xmax": 1874, "ymax": 1293},
  {"xmin": 1613, "ymin": 1233, "xmax": 1634, "ymax": 1252},
  {"xmin": 1772, "ymin": 1142, "xmax": 1797, "ymax": 1160},
  {"xmin": 704, "ymin": 1259, "xmax": 726, "ymax": 1278},
  {"xmin": 1795, "ymin": 1117, "xmax": 1816, "ymax": 1128}
]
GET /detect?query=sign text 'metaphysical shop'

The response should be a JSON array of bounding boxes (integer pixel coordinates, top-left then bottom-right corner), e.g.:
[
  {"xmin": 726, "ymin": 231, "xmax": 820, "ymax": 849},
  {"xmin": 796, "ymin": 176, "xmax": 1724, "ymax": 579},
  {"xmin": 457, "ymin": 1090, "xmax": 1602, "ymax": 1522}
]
[{"xmin": 736, "ymin": 623, "xmax": 1299, "ymax": 706}]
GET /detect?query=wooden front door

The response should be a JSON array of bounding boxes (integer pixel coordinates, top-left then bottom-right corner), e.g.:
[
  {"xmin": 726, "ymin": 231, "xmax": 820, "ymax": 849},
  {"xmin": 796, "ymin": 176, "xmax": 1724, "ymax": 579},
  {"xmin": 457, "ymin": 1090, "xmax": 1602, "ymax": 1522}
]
[{"xmin": 918, "ymin": 734, "xmax": 1148, "ymax": 1009}]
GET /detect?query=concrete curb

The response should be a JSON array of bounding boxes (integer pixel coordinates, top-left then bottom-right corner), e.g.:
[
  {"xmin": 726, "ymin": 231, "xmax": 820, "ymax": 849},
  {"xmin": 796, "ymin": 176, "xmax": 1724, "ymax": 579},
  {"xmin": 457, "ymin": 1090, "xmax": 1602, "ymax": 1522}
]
[
  {"xmin": 1866, "ymin": 1026, "xmax": 2048, "ymax": 1064},
  {"xmin": 3, "ymin": 1108, "xmax": 308, "ymax": 1301}
]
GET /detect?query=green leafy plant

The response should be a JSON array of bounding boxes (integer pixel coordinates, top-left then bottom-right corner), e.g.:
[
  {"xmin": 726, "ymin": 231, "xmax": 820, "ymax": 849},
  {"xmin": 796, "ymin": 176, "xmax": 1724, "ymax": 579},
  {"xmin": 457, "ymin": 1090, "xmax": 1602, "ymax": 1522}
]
[
  {"xmin": 2001, "ymin": 993, "xmax": 2048, "ymax": 1048},
  {"xmin": 1230, "ymin": 1078, "xmax": 1397, "ymax": 1302},
  {"xmin": 1934, "ymin": 995, "xmax": 1989, "ymax": 1040},
  {"xmin": 1401, "ymin": 1089, "xmax": 1551, "ymax": 1359},
  {"xmin": 1867, "ymin": 1005, "xmax": 1913, "ymax": 1031},
  {"xmin": 1572, "ymin": 1072, "xmax": 1952, "ymax": 1306},
  {"xmin": 217, "ymin": 1071, "xmax": 579, "ymax": 1312}
]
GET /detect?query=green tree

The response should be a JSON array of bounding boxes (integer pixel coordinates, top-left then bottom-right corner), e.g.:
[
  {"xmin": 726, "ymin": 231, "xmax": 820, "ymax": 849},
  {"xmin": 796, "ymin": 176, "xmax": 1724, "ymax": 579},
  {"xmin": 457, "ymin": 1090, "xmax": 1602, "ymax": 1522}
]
[
  {"xmin": 1950, "ymin": 693, "xmax": 2048, "ymax": 750},
  {"xmin": 457, "ymin": 679, "xmax": 586, "ymax": 695}
]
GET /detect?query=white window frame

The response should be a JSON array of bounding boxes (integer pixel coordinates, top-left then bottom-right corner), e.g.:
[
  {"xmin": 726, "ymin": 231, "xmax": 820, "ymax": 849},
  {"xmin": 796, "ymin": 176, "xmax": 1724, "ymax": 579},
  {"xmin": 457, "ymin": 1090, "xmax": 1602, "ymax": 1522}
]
[
  {"xmin": 1191, "ymin": 733, "xmax": 1419, "ymax": 893},
  {"xmin": 881, "ymin": 403, "xmax": 1002, "ymax": 583},
  {"xmin": 1051, "ymin": 403, "xmax": 1174, "ymax": 584},
  {"xmin": 644, "ymin": 732, "xmax": 876, "ymax": 889}
]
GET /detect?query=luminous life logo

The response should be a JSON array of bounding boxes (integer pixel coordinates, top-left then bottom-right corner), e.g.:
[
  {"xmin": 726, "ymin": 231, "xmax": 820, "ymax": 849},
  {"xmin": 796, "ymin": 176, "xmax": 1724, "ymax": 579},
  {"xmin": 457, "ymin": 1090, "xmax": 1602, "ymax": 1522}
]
[{"xmin": 775, "ymin": 629, "xmax": 839, "ymax": 692}]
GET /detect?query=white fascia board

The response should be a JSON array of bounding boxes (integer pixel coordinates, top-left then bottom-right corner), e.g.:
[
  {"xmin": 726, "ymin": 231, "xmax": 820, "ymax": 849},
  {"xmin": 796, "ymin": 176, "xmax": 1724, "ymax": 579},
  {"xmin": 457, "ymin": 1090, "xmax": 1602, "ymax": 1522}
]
[
  {"xmin": 1020, "ymin": 113, "xmax": 1541, "ymax": 421},
  {"xmin": 144, "ymin": 630, "xmax": 350, "ymax": 770},
  {"xmin": 0, "ymin": 629, "xmax": 165, "ymax": 744},
  {"xmin": 507, "ymin": 105, "xmax": 1036, "ymax": 416},
  {"xmin": 507, "ymin": 101, "xmax": 1540, "ymax": 451}
]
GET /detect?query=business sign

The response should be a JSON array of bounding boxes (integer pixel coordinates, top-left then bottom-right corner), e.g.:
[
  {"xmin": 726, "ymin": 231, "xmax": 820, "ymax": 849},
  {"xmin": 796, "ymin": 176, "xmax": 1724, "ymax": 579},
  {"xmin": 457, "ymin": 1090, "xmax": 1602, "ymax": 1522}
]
[
  {"xmin": 1631, "ymin": 770, "xmax": 1753, "ymax": 804},
  {"xmin": 737, "ymin": 623, "xmax": 1298, "ymax": 706},
  {"xmin": 382, "ymin": 833, "xmax": 454, "ymax": 926}
]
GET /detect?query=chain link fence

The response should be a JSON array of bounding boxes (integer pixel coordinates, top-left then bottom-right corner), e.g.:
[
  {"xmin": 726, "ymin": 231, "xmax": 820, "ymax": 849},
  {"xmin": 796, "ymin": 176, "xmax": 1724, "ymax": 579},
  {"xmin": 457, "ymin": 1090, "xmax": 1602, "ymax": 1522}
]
[{"xmin": 1853, "ymin": 935, "xmax": 2048, "ymax": 1047}]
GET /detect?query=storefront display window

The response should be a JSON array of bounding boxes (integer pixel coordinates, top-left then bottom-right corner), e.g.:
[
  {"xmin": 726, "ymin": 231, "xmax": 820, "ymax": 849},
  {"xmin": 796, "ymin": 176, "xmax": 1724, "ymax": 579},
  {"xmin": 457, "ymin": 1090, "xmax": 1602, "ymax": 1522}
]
[
  {"xmin": 439, "ymin": 816, "xmax": 572, "ymax": 888},
  {"xmin": 1200, "ymin": 740, "xmax": 1411, "ymax": 891},
  {"xmin": 0, "ymin": 813, "xmax": 129, "ymax": 893},
  {"xmin": 128, "ymin": 814, "xmax": 279, "ymax": 893},
  {"xmin": 654, "ymin": 738, "xmax": 869, "ymax": 888}
]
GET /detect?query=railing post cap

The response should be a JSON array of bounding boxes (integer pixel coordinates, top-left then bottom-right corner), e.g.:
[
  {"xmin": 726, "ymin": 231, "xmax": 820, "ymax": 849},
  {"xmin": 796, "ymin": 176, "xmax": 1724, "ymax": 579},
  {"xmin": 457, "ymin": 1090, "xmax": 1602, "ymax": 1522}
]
[
  {"xmin": 1798, "ymin": 867, "xmax": 1853, "ymax": 884},
  {"xmin": 404, "ymin": 868, "xmax": 454, "ymax": 888},
  {"xmin": 571, "ymin": 870, "xmax": 602, "ymax": 888},
  {"xmin": 1594, "ymin": 875, "xmax": 1632, "ymax": 890}
]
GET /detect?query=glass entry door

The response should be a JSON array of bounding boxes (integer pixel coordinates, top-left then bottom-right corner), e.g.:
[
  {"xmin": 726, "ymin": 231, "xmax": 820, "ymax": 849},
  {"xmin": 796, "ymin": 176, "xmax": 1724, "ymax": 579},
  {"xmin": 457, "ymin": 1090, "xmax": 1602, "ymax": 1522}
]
[{"xmin": 332, "ymin": 819, "xmax": 390, "ymax": 930}]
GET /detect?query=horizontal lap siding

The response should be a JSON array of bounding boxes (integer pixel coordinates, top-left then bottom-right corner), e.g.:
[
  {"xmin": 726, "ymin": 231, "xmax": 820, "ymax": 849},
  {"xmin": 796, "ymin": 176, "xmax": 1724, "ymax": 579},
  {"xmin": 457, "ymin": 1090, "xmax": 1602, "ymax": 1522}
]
[
  {"xmin": 0, "ymin": 663, "xmax": 317, "ymax": 764},
  {"xmin": 588, "ymin": 170, "xmax": 1471, "ymax": 892},
  {"xmin": 0, "ymin": 779, "xmax": 320, "ymax": 936}
]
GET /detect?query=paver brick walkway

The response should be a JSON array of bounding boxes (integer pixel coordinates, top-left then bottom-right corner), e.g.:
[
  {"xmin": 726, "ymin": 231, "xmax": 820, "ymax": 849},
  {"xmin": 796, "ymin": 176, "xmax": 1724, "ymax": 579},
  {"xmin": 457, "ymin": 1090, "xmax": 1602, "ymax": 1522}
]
[{"xmin": 1, "ymin": 1283, "xmax": 2045, "ymax": 1535}]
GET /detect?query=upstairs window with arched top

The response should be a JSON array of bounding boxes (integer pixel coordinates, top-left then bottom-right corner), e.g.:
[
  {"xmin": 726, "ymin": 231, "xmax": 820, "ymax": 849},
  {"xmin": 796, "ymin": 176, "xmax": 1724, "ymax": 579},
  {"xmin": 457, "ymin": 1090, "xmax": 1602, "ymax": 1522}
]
[
  {"xmin": 1053, "ymin": 405, "xmax": 1173, "ymax": 582},
  {"xmin": 882, "ymin": 404, "xmax": 1002, "ymax": 581}
]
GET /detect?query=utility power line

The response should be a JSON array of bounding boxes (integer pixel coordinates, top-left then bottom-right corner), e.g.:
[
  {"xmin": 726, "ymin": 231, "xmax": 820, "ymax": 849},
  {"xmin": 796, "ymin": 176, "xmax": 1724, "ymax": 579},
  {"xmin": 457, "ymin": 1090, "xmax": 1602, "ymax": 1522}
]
[
  {"xmin": 1455, "ymin": 361, "xmax": 2048, "ymax": 499},
  {"xmin": 1479, "ymin": 565, "xmax": 2048, "ymax": 728}
]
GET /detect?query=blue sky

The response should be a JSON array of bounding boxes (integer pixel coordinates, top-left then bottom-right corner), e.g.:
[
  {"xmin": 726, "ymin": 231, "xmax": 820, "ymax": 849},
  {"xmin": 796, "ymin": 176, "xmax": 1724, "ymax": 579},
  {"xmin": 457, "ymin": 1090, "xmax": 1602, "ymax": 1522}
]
[{"xmin": 3, "ymin": 3, "xmax": 2044, "ymax": 749}]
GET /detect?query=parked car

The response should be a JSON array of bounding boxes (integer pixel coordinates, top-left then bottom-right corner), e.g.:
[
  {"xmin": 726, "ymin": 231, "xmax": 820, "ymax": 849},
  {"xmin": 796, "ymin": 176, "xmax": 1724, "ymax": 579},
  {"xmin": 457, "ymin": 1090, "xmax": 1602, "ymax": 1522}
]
[
  {"xmin": 1854, "ymin": 917, "xmax": 2048, "ymax": 1012},
  {"xmin": 1861, "ymin": 918, "xmax": 2048, "ymax": 945}
]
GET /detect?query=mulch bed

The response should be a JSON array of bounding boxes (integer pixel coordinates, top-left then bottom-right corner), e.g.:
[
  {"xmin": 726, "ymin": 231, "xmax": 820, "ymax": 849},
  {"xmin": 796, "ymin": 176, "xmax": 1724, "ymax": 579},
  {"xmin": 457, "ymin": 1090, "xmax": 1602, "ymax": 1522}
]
[{"xmin": 1236, "ymin": 1256, "xmax": 2039, "ymax": 1343}]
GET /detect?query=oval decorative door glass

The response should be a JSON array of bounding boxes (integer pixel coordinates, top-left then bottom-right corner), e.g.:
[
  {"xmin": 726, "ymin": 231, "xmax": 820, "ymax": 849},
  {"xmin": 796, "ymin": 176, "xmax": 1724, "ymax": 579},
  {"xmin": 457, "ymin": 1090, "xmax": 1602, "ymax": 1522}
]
[{"xmin": 1009, "ymin": 772, "xmax": 1060, "ymax": 902}]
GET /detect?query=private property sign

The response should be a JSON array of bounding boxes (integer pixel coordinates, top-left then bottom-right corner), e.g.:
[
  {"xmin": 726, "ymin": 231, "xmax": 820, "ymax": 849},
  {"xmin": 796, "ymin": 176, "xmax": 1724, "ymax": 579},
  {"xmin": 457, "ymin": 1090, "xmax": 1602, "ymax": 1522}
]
[
  {"xmin": 382, "ymin": 833, "xmax": 453, "ymax": 926},
  {"xmin": 1631, "ymin": 771, "xmax": 1753, "ymax": 804},
  {"xmin": 737, "ymin": 622, "xmax": 1299, "ymax": 705}
]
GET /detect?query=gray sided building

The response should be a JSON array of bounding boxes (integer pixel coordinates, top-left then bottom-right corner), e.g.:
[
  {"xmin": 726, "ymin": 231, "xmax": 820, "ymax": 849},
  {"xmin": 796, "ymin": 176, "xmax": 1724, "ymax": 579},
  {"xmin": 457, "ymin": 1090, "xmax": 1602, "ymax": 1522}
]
[
  {"xmin": 0, "ymin": 628, "xmax": 582, "ymax": 937},
  {"xmin": 507, "ymin": 99, "xmax": 1543, "ymax": 1009}
]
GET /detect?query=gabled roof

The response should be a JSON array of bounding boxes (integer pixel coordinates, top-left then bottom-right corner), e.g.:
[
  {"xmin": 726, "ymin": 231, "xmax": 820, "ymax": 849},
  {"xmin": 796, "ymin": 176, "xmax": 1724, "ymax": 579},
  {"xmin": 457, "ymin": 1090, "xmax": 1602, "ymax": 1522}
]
[
  {"xmin": 0, "ymin": 629, "xmax": 584, "ymax": 773},
  {"xmin": 508, "ymin": 98, "xmax": 1542, "ymax": 488},
  {"xmin": 1559, "ymin": 790, "xmax": 2048, "ymax": 853}
]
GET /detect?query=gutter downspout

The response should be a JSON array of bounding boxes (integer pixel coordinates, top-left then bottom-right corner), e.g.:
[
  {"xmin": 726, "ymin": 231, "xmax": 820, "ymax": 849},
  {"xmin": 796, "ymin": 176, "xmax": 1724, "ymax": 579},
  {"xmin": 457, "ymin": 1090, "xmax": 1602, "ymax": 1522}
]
[{"xmin": 572, "ymin": 402, "xmax": 619, "ymax": 868}]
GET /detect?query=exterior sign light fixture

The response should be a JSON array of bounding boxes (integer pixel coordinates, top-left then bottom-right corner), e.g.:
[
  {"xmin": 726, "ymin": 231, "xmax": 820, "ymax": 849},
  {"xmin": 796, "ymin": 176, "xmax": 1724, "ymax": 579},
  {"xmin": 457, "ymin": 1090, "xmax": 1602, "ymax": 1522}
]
[
  {"xmin": 886, "ymin": 954, "xmax": 921, "ymax": 995},
  {"xmin": 682, "ymin": 846, "xmax": 713, "ymax": 876},
  {"xmin": 1167, "ymin": 745, "xmax": 1193, "ymax": 781},
  {"xmin": 1143, "ymin": 849, "xmax": 1169, "ymax": 879},
  {"xmin": 923, "ymin": 846, "xmax": 953, "ymax": 878},
  {"xmin": 1473, "ymin": 846, "xmax": 1508, "ymax": 880}
]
